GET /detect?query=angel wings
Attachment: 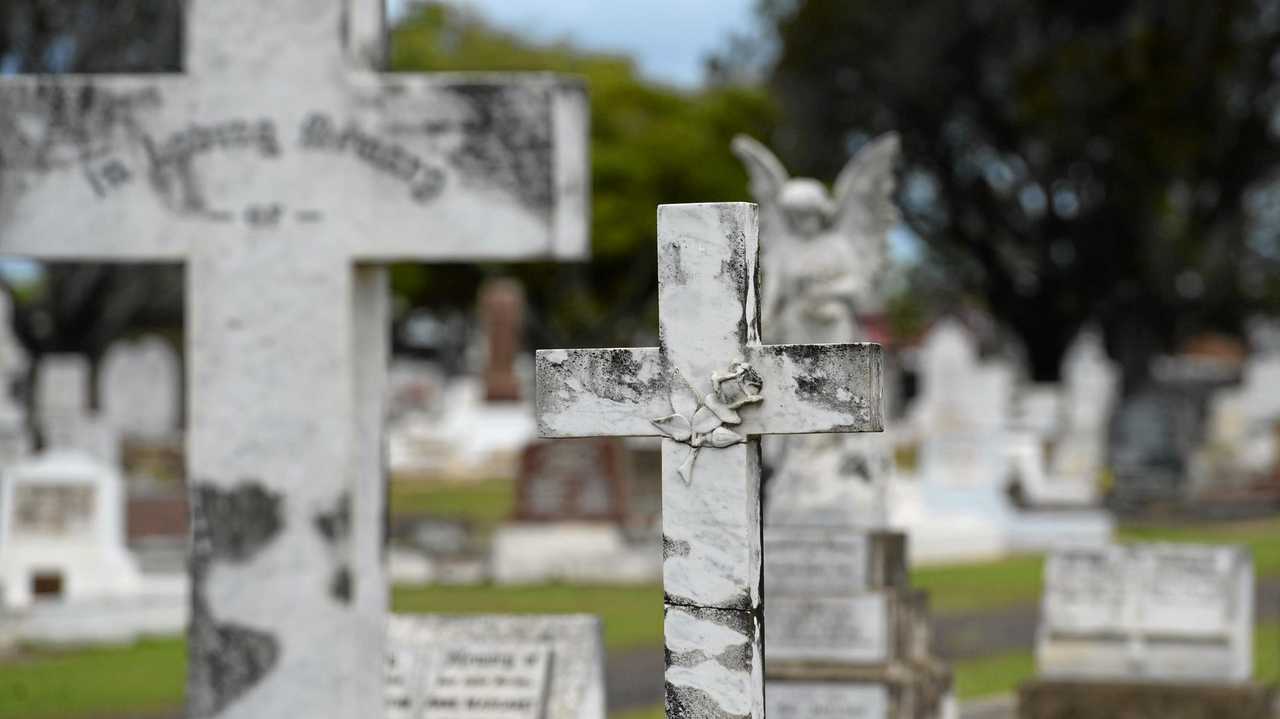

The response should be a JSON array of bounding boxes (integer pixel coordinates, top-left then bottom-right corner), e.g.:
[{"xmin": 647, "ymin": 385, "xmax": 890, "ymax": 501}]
[{"xmin": 731, "ymin": 133, "xmax": 901, "ymax": 343}]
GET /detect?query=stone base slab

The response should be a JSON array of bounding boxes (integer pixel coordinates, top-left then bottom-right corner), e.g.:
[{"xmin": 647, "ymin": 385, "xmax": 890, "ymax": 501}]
[{"xmin": 1017, "ymin": 679, "xmax": 1276, "ymax": 719}]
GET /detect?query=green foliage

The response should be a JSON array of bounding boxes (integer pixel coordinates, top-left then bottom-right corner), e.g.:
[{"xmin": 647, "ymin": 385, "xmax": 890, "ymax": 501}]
[
  {"xmin": 387, "ymin": 3, "xmax": 775, "ymax": 347},
  {"xmin": 753, "ymin": 0, "xmax": 1280, "ymax": 378},
  {"xmin": 0, "ymin": 638, "xmax": 185, "ymax": 719}
]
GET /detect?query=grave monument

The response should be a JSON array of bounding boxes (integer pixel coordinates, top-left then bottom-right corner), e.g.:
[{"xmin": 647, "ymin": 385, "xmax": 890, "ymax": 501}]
[
  {"xmin": 1019, "ymin": 542, "xmax": 1274, "ymax": 718},
  {"xmin": 0, "ymin": 0, "xmax": 588, "ymax": 715},
  {"xmin": 734, "ymin": 136, "xmax": 953, "ymax": 716},
  {"xmin": 536, "ymin": 202, "xmax": 884, "ymax": 717}
]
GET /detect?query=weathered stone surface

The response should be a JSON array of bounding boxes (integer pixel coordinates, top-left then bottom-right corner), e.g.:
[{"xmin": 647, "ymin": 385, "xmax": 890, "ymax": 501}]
[
  {"xmin": 766, "ymin": 682, "xmax": 889, "ymax": 719},
  {"xmin": 534, "ymin": 203, "xmax": 884, "ymax": 719},
  {"xmin": 1036, "ymin": 543, "xmax": 1254, "ymax": 683},
  {"xmin": 664, "ymin": 604, "xmax": 763, "ymax": 719},
  {"xmin": 763, "ymin": 528, "xmax": 907, "ymax": 596},
  {"xmin": 387, "ymin": 614, "xmax": 605, "ymax": 719},
  {"xmin": 0, "ymin": 1, "xmax": 589, "ymax": 716}
]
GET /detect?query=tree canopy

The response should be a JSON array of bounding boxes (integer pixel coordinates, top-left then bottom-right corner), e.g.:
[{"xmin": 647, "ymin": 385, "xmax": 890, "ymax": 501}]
[
  {"xmin": 388, "ymin": 4, "xmax": 774, "ymax": 350},
  {"xmin": 751, "ymin": 0, "xmax": 1280, "ymax": 380}
]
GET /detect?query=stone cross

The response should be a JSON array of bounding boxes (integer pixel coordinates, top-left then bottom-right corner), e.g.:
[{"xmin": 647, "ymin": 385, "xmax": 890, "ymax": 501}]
[
  {"xmin": 536, "ymin": 203, "xmax": 882, "ymax": 718},
  {"xmin": 0, "ymin": 2, "xmax": 587, "ymax": 717}
]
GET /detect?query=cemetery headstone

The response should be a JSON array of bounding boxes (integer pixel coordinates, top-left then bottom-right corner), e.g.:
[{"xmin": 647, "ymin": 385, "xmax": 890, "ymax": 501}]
[
  {"xmin": 35, "ymin": 355, "xmax": 118, "ymax": 467},
  {"xmin": 0, "ymin": 0, "xmax": 588, "ymax": 715},
  {"xmin": 386, "ymin": 614, "xmax": 605, "ymax": 719},
  {"xmin": 1019, "ymin": 542, "xmax": 1273, "ymax": 719},
  {"xmin": 535, "ymin": 202, "xmax": 884, "ymax": 718},
  {"xmin": 493, "ymin": 438, "xmax": 653, "ymax": 585},
  {"xmin": 0, "ymin": 449, "xmax": 156, "ymax": 642},
  {"xmin": 100, "ymin": 335, "xmax": 181, "ymax": 441},
  {"xmin": 514, "ymin": 439, "xmax": 628, "ymax": 523},
  {"xmin": 481, "ymin": 278, "xmax": 527, "ymax": 402}
]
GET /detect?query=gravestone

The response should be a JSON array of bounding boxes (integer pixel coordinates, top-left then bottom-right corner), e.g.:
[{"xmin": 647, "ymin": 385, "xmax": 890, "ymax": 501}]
[
  {"xmin": 386, "ymin": 614, "xmax": 605, "ymax": 719},
  {"xmin": 763, "ymin": 528, "xmax": 952, "ymax": 718},
  {"xmin": 100, "ymin": 335, "xmax": 181, "ymax": 441},
  {"xmin": 1020, "ymin": 542, "xmax": 1272, "ymax": 719},
  {"xmin": 513, "ymin": 439, "xmax": 628, "ymax": 523},
  {"xmin": 481, "ymin": 278, "xmax": 527, "ymax": 402},
  {"xmin": 0, "ymin": 291, "xmax": 31, "ymax": 465},
  {"xmin": 34, "ymin": 355, "xmax": 118, "ymax": 467},
  {"xmin": 0, "ymin": 0, "xmax": 588, "ymax": 715},
  {"xmin": 1045, "ymin": 330, "xmax": 1117, "ymax": 505},
  {"xmin": 0, "ymin": 449, "xmax": 189, "ymax": 647},
  {"xmin": 536, "ymin": 202, "xmax": 884, "ymax": 717},
  {"xmin": 494, "ymin": 437, "xmax": 654, "ymax": 585}
]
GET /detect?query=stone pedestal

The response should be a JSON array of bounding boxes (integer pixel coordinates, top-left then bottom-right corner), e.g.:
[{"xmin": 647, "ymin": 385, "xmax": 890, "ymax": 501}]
[{"xmin": 1017, "ymin": 679, "xmax": 1276, "ymax": 719}]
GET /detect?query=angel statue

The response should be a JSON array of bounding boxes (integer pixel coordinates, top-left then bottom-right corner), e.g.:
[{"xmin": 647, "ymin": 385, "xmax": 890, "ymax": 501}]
[
  {"xmin": 732, "ymin": 133, "xmax": 901, "ymax": 528},
  {"xmin": 732, "ymin": 133, "xmax": 900, "ymax": 345}
]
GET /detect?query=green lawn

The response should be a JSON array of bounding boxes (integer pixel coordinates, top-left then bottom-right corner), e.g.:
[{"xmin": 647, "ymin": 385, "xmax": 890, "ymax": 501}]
[
  {"xmin": 953, "ymin": 620, "xmax": 1280, "ymax": 700},
  {"xmin": 0, "ymin": 638, "xmax": 185, "ymax": 719},
  {"xmin": 389, "ymin": 477, "xmax": 515, "ymax": 531},
  {"xmin": 913, "ymin": 516, "xmax": 1280, "ymax": 616},
  {"xmin": 392, "ymin": 583, "xmax": 663, "ymax": 651}
]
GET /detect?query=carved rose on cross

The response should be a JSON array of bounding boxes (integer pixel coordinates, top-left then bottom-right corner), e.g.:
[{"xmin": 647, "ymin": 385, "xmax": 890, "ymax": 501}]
[{"xmin": 651, "ymin": 362, "xmax": 764, "ymax": 484}]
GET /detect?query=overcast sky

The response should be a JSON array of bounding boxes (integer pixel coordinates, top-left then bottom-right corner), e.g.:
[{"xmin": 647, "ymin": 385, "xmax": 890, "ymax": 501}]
[{"xmin": 391, "ymin": 0, "xmax": 758, "ymax": 87}]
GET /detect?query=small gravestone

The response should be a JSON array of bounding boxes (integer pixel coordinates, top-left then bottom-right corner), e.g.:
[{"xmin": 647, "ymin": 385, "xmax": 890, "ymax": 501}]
[
  {"xmin": 492, "ymin": 438, "xmax": 654, "ymax": 584},
  {"xmin": 100, "ymin": 335, "xmax": 181, "ymax": 442},
  {"xmin": 35, "ymin": 355, "xmax": 118, "ymax": 467},
  {"xmin": 0, "ymin": 450, "xmax": 187, "ymax": 646},
  {"xmin": 763, "ymin": 529, "xmax": 952, "ymax": 718},
  {"xmin": 386, "ymin": 614, "xmax": 605, "ymax": 719},
  {"xmin": 1020, "ymin": 542, "xmax": 1273, "ymax": 718},
  {"xmin": 513, "ymin": 439, "xmax": 627, "ymax": 523},
  {"xmin": 481, "ymin": 278, "xmax": 527, "ymax": 402}
]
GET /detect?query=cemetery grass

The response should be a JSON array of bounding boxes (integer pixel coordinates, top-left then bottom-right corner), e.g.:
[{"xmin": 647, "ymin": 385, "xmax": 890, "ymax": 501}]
[
  {"xmin": 0, "ymin": 637, "xmax": 184, "ymax": 719},
  {"xmin": 914, "ymin": 516, "xmax": 1280, "ymax": 614},
  {"xmin": 391, "ymin": 583, "xmax": 663, "ymax": 651},
  {"xmin": 389, "ymin": 477, "xmax": 514, "ymax": 532}
]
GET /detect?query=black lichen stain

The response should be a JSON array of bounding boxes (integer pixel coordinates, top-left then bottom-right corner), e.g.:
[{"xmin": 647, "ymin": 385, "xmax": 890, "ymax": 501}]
[
  {"xmin": 663, "ymin": 536, "xmax": 691, "ymax": 560},
  {"xmin": 537, "ymin": 349, "xmax": 665, "ymax": 415},
  {"xmin": 665, "ymin": 682, "xmax": 752, "ymax": 719},
  {"xmin": 187, "ymin": 480, "xmax": 284, "ymax": 717},
  {"xmin": 330, "ymin": 565, "xmax": 353, "ymax": 603},
  {"xmin": 777, "ymin": 343, "xmax": 867, "ymax": 416},
  {"xmin": 840, "ymin": 452, "xmax": 873, "ymax": 482},
  {"xmin": 313, "ymin": 492, "xmax": 351, "ymax": 546},
  {"xmin": 314, "ymin": 492, "xmax": 354, "ymax": 606},
  {"xmin": 187, "ymin": 613, "xmax": 280, "ymax": 719},
  {"xmin": 443, "ymin": 84, "xmax": 554, "ymax": 219},
  {"xmin": 190, "ymin": 482, "xmax": 284, "ymax": 564},
  {"xmin": 659, "ymin": 241, "xmax": 688, "ymax": 287}
]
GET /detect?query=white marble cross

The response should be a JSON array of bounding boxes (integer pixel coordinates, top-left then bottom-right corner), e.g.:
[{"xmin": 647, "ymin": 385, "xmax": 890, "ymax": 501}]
[
  {"xmin": 536, "ymin": 203, "xmax": 882, "ymax": 718},
  {"xmin": 0, "ymin": 2, "xmax": 587, "ymax": 717}
]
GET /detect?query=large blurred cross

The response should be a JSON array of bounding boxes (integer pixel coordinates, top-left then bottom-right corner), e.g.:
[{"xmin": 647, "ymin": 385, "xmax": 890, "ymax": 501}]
[
  {"xmin": 535, "ymin": 203, "xmax": 882, "ymax": 717},
  {"xmin": 0, "ymin": 1, "xmax": 587, "ymax": 717}
]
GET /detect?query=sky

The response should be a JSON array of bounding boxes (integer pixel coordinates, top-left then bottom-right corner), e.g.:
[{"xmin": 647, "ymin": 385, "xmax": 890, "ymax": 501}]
[{"xmin": 390, "ymin": 0, "xmax": 758, "ymax": 88}]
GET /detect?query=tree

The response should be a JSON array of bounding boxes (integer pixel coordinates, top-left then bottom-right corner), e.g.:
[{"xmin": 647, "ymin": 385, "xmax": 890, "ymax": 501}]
[
  {"xmin": 389, "ymin": 3, "xmax": 775, "ymax": 349},
  {"xmin": 751, "ymin": 0, "xmax": 1280, "ymax": 381}
]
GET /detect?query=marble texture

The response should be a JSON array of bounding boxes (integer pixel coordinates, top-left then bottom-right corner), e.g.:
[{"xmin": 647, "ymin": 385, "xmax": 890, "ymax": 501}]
[
  {"xmin": 0, "ymin": 1, "xmax": 588, "ymax": 716},
  {"xmin": 1036, "ymin": 542, "xmax": 1254, "ymax": 683},
  {"xmin": 535, "ymin": 203, "xmax": 883, "ymax": 719},
  {"xmin": 386, "ymin": 614, "xmax": 605, "ymax": 719}
]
